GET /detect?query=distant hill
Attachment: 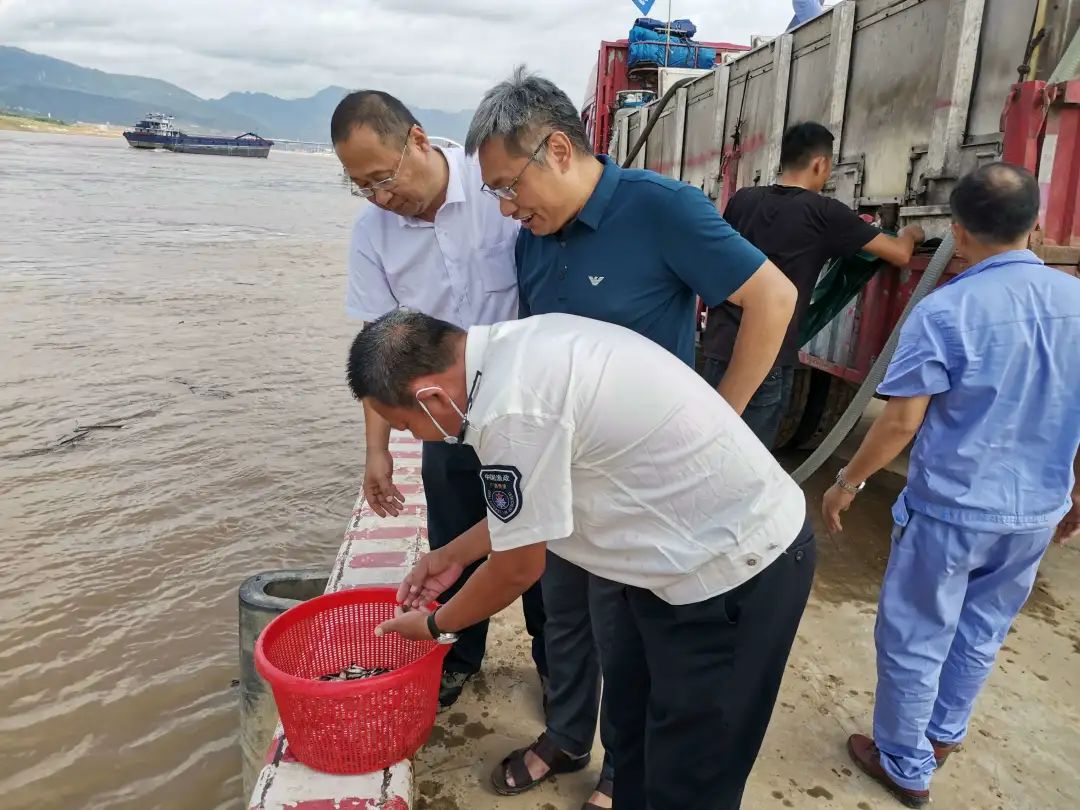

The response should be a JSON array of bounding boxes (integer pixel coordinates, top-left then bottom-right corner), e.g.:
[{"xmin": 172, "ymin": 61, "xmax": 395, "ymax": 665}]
[{"xmin": 0, "ymin": 46, "xmax": 474, "ymax": 142}]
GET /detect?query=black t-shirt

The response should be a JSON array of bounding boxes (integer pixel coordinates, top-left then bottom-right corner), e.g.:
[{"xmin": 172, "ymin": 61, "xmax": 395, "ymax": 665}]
[{"xmin": 703, "ymin": 184, "xmax": 880, "ymax": 367}]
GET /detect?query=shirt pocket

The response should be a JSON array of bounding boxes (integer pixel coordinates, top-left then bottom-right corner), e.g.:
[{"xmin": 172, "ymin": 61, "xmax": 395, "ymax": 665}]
[{"xmin": 477, "ymin": 237, "xmax": 518, "ymax": 292}]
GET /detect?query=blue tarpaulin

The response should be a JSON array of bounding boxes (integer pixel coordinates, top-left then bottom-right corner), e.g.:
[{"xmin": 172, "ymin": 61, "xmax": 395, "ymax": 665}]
[
  {"xmin": 632, "ymin": 17, "xmax": 698, "ymax": 38},
  {"xmin": 627, "ymin": 22, "xmax": 715, "ymax": 69}
]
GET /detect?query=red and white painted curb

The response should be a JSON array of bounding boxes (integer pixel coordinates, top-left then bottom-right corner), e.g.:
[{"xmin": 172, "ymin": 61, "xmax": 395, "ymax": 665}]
[{"xmin": 249, "ymin": 434, "xmax": 425, "ymax": 810}]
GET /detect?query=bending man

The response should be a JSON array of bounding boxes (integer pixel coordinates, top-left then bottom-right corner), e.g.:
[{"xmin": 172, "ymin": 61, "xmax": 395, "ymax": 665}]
[{"xmin": 353, "ymin": 308, "xmax": 815, "ymax": 810}]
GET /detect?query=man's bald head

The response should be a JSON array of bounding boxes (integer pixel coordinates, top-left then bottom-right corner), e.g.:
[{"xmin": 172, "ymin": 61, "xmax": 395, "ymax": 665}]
[
  {"xmin": 950, "ymin": 163, "xmax": 1039, "ymax": 246},
  {"xmin": 330, "ymin": 90, "xmax": 420, "ymax": 146}
]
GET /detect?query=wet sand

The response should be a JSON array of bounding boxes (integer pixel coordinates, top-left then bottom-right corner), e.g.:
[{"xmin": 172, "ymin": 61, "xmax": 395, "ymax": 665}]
[{"xmin": 413, "ymin": 433, "xmax": 1080, "ymax": 809}]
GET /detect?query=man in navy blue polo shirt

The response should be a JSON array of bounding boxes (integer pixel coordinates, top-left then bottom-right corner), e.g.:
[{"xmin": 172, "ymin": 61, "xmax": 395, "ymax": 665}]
[{"xmin": 464, "ymin": 66, "xmax": 798, "ymax": 809}]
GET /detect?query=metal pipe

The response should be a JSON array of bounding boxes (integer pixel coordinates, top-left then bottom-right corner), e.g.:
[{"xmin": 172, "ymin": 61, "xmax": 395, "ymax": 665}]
[{"xmin": 665, "ymin": 0, "xmax": 673, "ymax": 68}]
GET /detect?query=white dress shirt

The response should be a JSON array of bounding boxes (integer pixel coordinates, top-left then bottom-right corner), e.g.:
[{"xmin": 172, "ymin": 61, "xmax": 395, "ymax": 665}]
[
  {"xmin": 345, "ymin": 146, "xmax": 520, "ymax": 328},
  {"xmin": 462, "ymin": 313, "xmax": 807, "ymax": 605}
]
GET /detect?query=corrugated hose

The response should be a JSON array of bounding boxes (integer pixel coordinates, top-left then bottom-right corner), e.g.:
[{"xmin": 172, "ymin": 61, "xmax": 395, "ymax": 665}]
[{"xmin": 790, "ymin": 232, "xmax": 956, "ymax": 483}]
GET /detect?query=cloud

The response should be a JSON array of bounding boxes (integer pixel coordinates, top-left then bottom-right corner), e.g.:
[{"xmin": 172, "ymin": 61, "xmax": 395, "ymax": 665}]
[{"xmin": 0, "ymin": 0, "xmax": 795, "ymax": 109}]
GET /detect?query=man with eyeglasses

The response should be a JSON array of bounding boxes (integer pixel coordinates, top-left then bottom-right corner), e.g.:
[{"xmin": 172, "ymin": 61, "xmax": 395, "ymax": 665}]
[
  {"xmin": 463, "ymin": 67, "xmax": 801, "ymax": 810},
  {"xmin": 331, "ymin": 90, "xmax": 546, "ymax": 709}
]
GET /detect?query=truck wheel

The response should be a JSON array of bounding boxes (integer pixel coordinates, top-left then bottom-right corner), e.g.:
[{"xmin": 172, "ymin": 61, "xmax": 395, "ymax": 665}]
[
  {"xmin": 778, "ymin": 369, "xmax": 858, "ymax": 451},
  {"xmin": 774, "ymin": 368, "xmax": 812, "ymax": 449}
]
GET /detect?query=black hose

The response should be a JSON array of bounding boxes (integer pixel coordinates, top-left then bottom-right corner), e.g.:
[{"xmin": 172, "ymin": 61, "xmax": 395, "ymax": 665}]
[{"xmin": 621, "ymin": 76, "xmax": 698, "ymax": 168}]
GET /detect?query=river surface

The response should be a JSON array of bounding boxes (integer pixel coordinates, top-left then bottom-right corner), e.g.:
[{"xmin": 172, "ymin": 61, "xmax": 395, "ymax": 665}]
[{"xmin": 0, "ymin": 131, "xmax": 367, "ymax": 810}]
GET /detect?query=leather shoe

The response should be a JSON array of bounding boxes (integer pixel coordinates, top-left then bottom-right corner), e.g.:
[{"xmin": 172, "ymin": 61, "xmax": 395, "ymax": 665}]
[
  {"xmin": 847, "ymin": 733, "xmax": 931, "ymax": 807},
  {"xmin": 929, "ymin": 737, "xmax": 959, "ymax": 768}
]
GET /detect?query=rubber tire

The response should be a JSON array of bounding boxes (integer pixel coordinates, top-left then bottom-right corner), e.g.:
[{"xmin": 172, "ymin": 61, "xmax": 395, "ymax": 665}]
[
  {"xmin": 775, "ymin": 368, "xmax": 813, "ymax": 450},
  {"xmin": 779, "ymin": 369, "xmax": 859, "ymax": 451}
]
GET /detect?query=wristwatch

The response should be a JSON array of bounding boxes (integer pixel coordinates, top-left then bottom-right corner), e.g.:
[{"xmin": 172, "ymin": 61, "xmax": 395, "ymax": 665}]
[
  {"xmin": 835, "ymin": 467, "xmax": 866, "ymax": 495},
  {"xmin": 426, "ymin": 609, "xmax": 459, "ymax": 645}
]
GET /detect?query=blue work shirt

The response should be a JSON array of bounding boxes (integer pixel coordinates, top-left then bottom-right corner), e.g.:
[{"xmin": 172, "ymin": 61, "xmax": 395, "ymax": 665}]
[
  {"xmin": 879, "ymin": 250, "xmax": 1080, "ymax": 531},
  {"xmin": 515, "ymin": 156, "xmax": 765, "ymax": 366},
  {"xmin": 786, "ymin": 0, "xmax": 824, "ymax": 31}
]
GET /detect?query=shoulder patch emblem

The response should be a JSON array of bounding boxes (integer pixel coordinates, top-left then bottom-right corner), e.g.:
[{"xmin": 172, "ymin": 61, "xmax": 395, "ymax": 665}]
[{"xmin": 480, "ymin": 465, "xmax": 523, "ymax": 523}]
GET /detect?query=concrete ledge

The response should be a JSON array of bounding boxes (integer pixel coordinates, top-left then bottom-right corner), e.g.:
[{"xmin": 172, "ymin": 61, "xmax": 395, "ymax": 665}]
[{"xmin": 248, "ymin": 434, "xmax": 426, "ymax": 810}]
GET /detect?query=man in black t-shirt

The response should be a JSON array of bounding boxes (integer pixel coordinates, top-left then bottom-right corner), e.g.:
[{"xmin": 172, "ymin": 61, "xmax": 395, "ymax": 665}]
[{"xmin": 703, "ymin": 122, "xmax": 924, "ymax": 447}]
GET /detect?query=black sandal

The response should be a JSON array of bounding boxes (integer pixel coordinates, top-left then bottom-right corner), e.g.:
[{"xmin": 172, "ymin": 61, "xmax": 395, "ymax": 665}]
[
  {"xmin": 490, "ymin": 732, "xmax": 591, "ymax": 796},
  {"xmin": 582, "ymin": 777, "xmax": 614, "ymax": 810}
]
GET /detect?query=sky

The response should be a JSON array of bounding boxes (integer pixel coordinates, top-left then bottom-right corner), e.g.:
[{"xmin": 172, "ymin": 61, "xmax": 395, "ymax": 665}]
[{"xmin": 0, "ymin": 0, "xmax": 802, "ymax": 110}]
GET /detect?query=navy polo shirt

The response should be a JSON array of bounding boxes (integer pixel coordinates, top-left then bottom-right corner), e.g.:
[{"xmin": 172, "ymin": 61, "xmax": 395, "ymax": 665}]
[{"xmin": 515, "ymin": 156, "xmax": 766, "ymax": 366}]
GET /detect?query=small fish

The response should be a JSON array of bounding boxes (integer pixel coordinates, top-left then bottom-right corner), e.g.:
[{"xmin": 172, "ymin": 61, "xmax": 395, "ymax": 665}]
[{"xmin": 317, "ymin": 662, "xmax": 392, "ymax": 682}]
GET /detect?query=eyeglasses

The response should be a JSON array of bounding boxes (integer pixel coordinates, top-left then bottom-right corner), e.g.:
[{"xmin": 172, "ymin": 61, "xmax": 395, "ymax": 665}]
[
  {"xmin": 351, "ymin": 130, "xmax": 411, "ymax": 198},
  {"xmin": 482, "ymin": 134, "xmax": 552, "ymax": 201}
]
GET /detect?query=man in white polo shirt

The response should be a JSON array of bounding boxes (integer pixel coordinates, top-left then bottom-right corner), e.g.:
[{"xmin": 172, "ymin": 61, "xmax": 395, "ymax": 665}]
[
  {"xmin": 350, "ymin": 309, "xmax": 816, "ymax": 810},
  {"xmin": 332, "ymin": 90, "xmax": 546, "ymax": 708}
]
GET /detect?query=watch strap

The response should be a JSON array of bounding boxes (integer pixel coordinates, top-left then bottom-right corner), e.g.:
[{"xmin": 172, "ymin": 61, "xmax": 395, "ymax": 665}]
[
  {"xmin": 426, "ymin": 609, "xmax": 458, "ymax": 644},
  {"xmin": 836, "ymin": 467, "xmax": 865, "ymax": 495},
  {"xmin": 426, "ymin": 610, "xmax": 441, "ymax": 640}
]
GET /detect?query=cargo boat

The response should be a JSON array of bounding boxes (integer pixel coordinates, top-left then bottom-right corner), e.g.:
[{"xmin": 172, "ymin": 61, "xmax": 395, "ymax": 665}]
[{"xmin": 123, "ymin": 113, "xmax": 273, "ymax": 158}]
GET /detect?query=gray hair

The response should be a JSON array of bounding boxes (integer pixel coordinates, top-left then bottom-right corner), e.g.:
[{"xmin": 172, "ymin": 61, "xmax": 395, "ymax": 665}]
[
  {"xmin": 346, "ymin": 308, "xmax": 464, "ymax": 407},
  {"xmin": 465, "ymin": 65, "xmax": 592, "ymax": 159}
]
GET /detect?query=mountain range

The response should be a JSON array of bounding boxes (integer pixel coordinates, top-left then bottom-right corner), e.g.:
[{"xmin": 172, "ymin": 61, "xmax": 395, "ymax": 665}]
[{"xmin": 0, "ymin": 46, "xmax": 475, "ymax": 143}]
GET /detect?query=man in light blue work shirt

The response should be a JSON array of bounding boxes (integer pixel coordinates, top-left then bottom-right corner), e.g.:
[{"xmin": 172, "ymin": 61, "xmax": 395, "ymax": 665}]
[
  {"xmin": 822, "ymin": 163, "xmax": 1080, "ymax": 807},
  {"xmin": 787, "ymin": 0, "xmax": 824, "ymax": 31}
]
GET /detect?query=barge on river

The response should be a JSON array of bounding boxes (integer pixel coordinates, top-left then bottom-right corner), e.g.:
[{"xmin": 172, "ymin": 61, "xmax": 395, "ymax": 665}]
[{"xmin": 123, "ymin": 113, "xmax": 273, "ymax": 158}]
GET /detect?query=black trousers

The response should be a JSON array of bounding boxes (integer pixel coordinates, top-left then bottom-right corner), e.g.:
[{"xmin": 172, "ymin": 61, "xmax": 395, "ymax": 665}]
[
  {"xmin": 421, "ymin": 440, "xmax": 547, "ymax": 677},
  {"xmin": 605, "ymin": 521, "xmax": 816, "ymax": 810}
]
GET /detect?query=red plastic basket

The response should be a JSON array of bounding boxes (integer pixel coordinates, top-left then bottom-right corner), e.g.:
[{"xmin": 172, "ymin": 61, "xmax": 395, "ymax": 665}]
[{"xmin": 254, "ymin": 586, "xmax": 448, "ymax": 774}]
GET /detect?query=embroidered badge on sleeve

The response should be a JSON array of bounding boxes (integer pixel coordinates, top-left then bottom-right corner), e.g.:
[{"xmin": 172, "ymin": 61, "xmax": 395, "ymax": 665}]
[{"xmin": 479, "ymin": 465, "xmax": 523, "ymax": 523}]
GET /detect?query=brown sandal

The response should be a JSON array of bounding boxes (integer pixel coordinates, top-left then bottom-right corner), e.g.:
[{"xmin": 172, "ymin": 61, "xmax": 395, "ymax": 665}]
[
  {"xmin": 490, "ymin": 732, "xmax": 591, "ymax": 796},
  {"xmin": 582, "ymin": 777, "xmax": 614, "ymax": 810}
]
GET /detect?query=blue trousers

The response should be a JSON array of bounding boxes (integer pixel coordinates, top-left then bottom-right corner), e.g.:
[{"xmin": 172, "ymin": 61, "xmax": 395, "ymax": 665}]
[{"xmin": 873, "ymin": 510, "xmax": 1054, "ymax": 791}]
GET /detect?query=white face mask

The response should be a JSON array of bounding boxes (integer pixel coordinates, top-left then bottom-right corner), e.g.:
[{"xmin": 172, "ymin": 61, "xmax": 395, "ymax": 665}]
[
  {"xmin": 414, "ymin": 372, "xmax": 483, "ymax": 445},
  {"xmin": 415, "ymin": 386, "xmax": 467, "ymax": 444}
]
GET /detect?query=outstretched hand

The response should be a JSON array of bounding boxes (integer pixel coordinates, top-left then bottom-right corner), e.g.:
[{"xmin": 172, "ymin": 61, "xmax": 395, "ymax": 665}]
[
  {"xmin": 396, "ymin": 551, "xmax": 464, "ymax": 609},
  {"xmin": 1054, "ymin": 499, "xmax": 1080, "ymax": 545},
  {"xmin": 364, "ymin": 449, "xmax": 404, "ymax": 518},
  {"xmin": 822, "ymin": 484, "xmax": 856, "ymax": 534}
]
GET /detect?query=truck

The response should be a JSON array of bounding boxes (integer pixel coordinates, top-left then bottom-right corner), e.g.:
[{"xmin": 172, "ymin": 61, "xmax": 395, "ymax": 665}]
[
  {"xmin": 582, "ymin": 37, "xmax": 750, "ymax": 160},
  {"xmin": 586, "ymin": 0, "xmax": 1080, "ymax": 450}
]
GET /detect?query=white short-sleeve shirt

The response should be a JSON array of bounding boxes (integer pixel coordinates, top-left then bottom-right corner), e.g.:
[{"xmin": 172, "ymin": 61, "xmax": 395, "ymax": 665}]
[
  {"xmin": 462, "ymin": 313, "xmax": 807, "ymax": 605},
  {"xmin": 346, "ymin": 146, "xmax": 520, "ymax": 328}
]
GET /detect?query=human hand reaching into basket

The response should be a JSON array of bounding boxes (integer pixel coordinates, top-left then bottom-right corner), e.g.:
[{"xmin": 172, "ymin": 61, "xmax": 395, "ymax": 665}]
[
  {"xmin": 372, "ymin": 550, "xmax": 464, "ymax": 641},
  {"xmin": 395, "ymin": 517, "xmax": 493, "ymax": 609},
  {"xmin": 377, "ymin": 518, "xmax": 501, "ymax": 641}
]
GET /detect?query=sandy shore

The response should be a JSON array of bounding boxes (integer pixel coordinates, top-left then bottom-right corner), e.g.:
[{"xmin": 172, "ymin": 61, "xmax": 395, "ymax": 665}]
[{"xmin": 0, "ymin": 113, "xmax": 124, "ymax": 137}]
